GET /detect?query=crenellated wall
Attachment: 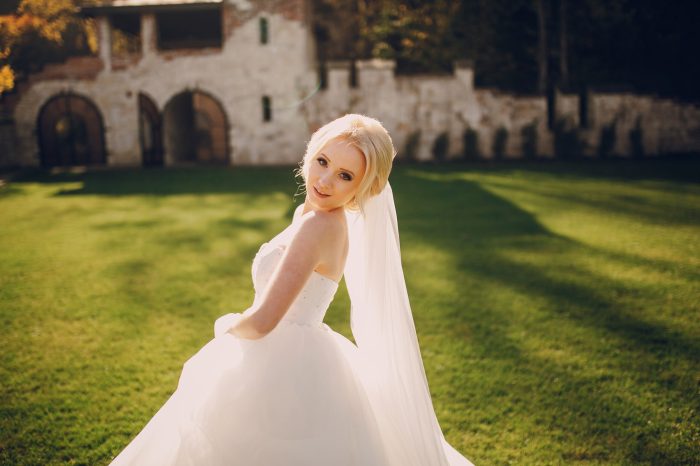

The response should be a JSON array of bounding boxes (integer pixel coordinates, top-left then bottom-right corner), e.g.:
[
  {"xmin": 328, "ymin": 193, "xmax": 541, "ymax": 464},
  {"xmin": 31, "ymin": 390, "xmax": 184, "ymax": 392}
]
[{"xmin": 306, "ymin": 59, "xmax": 700, "ymax": 160}]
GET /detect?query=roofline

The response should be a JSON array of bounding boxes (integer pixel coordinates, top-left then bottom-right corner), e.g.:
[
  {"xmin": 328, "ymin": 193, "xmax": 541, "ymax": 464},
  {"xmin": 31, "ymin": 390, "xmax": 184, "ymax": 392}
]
[{"xmin": 80, "ymin": 1, "xmax": 222, "ymax": 16}]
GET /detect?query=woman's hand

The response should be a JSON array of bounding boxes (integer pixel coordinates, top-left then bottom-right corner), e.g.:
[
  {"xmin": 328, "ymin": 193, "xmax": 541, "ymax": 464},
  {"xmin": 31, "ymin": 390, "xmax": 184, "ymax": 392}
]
[
  {"xmin": 214, "ymin": 312, "xmax": 243, "ymax": 338},
  {"xmin": 214, "ymin": 311, "xmax": 267, "ymax": 340},
  {"xmin": 225, "ymin": 313, "xmax": 269, "ymax": 340}
]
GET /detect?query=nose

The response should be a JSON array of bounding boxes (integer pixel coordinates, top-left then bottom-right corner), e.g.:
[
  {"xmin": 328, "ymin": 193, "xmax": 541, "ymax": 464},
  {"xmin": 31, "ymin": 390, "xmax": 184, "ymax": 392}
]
[{"xmin": 318, "ymin": 172, "xmax": 333, "ymax": 189}]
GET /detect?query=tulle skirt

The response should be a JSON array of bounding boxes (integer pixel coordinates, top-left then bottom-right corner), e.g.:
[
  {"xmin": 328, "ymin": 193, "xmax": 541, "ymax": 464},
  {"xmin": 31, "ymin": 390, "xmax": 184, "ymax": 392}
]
[{"xmin": 109, "ymin": 314, "xmax": 390, "ymax": 466}]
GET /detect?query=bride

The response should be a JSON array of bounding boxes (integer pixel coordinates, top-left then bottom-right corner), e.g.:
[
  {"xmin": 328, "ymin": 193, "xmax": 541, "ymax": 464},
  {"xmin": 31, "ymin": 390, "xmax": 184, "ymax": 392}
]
[{"xmin": 109, "ymin": 114, "xmax": 474, "ymax": 466}]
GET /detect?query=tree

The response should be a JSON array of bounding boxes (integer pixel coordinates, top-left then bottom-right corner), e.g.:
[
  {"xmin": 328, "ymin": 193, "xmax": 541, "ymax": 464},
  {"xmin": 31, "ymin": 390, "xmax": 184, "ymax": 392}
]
[
  {"xmin": 314, "ymin": 0, "xmax": 463, "ymax": 75},
  {"xmin": 534, "ymin": 0, "xmax": 548, "ymax": 93},
  {"xmin": 318, "ymin": 0, "xmax": 700, "ymax": 102},
  {"xmin": 558, "ymin": 0, "xmax": 568, "ymax": 88},
  {"xmin": 0, "ymin": 0, "xmax": 96, "ymax": 94}
]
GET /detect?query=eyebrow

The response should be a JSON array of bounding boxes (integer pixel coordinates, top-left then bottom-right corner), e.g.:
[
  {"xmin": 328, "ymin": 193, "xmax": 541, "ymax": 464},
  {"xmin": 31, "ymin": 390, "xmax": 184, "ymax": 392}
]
[{"xmin": 319, "ymin": 153, "xmax": 355, "ymax": 177}]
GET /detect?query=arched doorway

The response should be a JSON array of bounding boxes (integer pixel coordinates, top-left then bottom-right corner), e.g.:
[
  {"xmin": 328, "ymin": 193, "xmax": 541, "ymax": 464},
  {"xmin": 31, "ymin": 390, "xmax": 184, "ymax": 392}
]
[
  {"xmin": 37, "ymin": 93, "xmax": 106, "ymax": 167},
  {"xmin": 162, "ymin": 90, "xmax": 228, "ymax": 164},
  {"xmin": 138, "ymin": 93, "xmax": 164, "ymax": 166}
]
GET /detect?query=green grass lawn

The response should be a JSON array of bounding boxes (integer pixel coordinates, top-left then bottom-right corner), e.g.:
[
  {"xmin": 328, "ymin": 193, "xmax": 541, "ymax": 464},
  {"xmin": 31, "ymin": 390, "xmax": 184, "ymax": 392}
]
[{"xmin": 1, "ymin": 158, "xmax": 698, "ymax": 465}]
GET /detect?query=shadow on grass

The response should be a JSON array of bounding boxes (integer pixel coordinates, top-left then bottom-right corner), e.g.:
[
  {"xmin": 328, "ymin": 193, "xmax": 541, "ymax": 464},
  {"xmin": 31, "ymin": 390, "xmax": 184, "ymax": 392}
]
[
  {"xmin": 9, "ymin": 155, "xmax": 699, "ymax": 196},
  {"xmin": 12, "ymin": 166, "xmax": 301, "ymax": 197},
  {"xmin": 425, "ymin": 153, "xmax": 700, "ymax": 184},
  {"xmin": 475, "ymin": 176, "xmax": 700, "ymax": 227},
  {"xmin": 394, "ymin": 167, "xmax": 699, "ymax": 464},
  {"xmin": 396, "ymin": 168, "xmax": 698, "ymax": 354}
]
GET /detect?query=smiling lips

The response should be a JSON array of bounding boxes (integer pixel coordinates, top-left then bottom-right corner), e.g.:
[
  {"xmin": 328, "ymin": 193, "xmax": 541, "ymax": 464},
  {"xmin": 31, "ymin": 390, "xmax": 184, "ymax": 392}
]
[{"xmin": 314, "ymin": 186, "xmax": 330, "ymax": 198}]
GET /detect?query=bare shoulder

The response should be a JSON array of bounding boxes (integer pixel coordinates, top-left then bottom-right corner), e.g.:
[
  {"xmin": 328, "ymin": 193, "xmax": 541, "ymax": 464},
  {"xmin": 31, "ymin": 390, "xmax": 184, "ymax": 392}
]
[
  {"xmin": 291, "ymin": 209, "xmax": 347, "ymax": 276},
  {"xmin": 295, "ymin": 209, "xmax": 346, "ymax": 246}
]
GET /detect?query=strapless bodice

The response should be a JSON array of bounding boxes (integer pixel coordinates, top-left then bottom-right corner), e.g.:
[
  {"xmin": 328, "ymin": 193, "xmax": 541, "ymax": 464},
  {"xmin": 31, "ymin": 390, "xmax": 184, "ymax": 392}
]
[{"xmin": 248, "ymin": 228, "xmax": 339, "ymax": 327}]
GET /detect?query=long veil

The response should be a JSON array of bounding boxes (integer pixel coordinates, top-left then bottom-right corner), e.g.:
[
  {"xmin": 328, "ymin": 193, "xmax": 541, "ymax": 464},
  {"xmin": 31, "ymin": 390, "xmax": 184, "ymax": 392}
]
[{"xmin": 344, "ymin": 182, "xmax": 473, "ymax": 466}]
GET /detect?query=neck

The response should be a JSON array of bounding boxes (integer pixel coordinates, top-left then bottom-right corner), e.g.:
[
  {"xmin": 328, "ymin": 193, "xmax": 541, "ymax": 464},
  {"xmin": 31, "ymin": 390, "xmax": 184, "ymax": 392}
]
[
  {"xmin": 302, "ymin": 198, "xmax": 345, "ymax": 215},
  {"xmin": 302, "ymin": 198, "xmax": 315, "ymax": 215},
  {"xmin": 302, "ymin": 197, "xmax": 331, "ymax": 214}
]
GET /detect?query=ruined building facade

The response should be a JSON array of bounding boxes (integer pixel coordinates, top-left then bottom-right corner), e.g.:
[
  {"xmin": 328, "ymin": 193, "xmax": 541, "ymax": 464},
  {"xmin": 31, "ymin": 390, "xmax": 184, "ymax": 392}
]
[{"xmin": 1, "ymin": 0, "xmax": 699, "ymax": 169}]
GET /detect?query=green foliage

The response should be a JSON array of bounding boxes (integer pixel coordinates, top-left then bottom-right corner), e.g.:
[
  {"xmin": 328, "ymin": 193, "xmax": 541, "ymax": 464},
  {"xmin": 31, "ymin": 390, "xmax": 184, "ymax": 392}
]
[
  {"xmin": 402, "ymin": 129, "xmax": 421, "ymax": 162},
  {"xmin": 462, "ymin": 126, "xmax": 480, "ymax": 160},
  {"xmin": 431, "ymin": 131, "xmax": 450, "ymax": 162},
  {"xmin": 520, "ymin": 120, "xmax": 538, "ymax": 158},
  {"xmin": 361, "ymin": 0, "xmax": 461, "ymax": 74},
  {"xmin": 598, "ymin": 120, "xmax": 617, "ymax": 158},
  {"xmin": 492, "ymin": 126, "xmax": 508, "ymax": 160},
  {"xmin": 629, "ymin": 116, "xmax": 645, "ymax": 158},
  {"xmin": 2, "ymin": 160, "xmax": 699, "ymax": 464},
  {"xmin": 553, "ymin": 118, "xmax": 584, "ymax": 159}
]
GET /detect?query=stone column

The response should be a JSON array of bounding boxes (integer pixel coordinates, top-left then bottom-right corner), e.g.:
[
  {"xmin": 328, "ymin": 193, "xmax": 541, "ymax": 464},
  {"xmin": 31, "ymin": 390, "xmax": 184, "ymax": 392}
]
[
  {"xmin": 326, "ymin": 60, "xmax": 351, "ymax": 91},
  {"xmin": 97, "ymin": 16, "xmax": 112, "ymax": 71},
  {"xmin": 355, "ymin": 58, "xmax": 397, "ymax": 139},
  {"xmin": 141, "ymin": 13, "xmax": 157, "ymax": 58},
  {"xmin": 355, "ymin": 58, "xmax": 395, "ymax": 89},
  {"xmin": 454, "ymin": 59, "xmax": 474, "ymax": 92},
  {"xmin": 453, "ymin": 58, "xmax": 479, "ymax": 127}
]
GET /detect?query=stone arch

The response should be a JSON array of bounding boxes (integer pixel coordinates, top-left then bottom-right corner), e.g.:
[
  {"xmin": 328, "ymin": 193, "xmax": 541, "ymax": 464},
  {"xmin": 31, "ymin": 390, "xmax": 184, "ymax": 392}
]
[
  {"xmin": 36, "ymin": 93, "xmax": 106, "ymax": 168},
  {"xmin": 138, "ymin": 92, "xmax": 164, "ymax": 166},
  {"xmin": 162, "ymin": 89, "xmax": 229, "ymax": 164}
]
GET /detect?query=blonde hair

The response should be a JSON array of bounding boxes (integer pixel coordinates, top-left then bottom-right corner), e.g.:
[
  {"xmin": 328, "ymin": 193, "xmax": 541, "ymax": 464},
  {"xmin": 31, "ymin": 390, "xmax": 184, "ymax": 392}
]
[{"xmin": 296, "ymin": 114, "xmax": 396, "ymax": 212}]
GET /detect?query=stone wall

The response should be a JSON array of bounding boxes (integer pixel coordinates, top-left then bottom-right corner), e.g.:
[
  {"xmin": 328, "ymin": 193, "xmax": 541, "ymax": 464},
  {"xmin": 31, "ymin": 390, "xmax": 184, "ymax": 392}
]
[
  {"xmin": 305, "ymin": 59, "xmax": 700, "ymax": 160},
  {"xmin": 2, "ymin": 0, "xmax": 699, "ymax": 168}
]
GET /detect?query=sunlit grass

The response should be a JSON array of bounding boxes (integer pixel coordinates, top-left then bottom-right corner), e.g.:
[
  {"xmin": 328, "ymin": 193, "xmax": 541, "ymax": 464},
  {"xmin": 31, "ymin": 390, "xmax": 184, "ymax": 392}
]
[{"xmin": 1, "ymin": 158, "xmax": 698, "ymax": 465}]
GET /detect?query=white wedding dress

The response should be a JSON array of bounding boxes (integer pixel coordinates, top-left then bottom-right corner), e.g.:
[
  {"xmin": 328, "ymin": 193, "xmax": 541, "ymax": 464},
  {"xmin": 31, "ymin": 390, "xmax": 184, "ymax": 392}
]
[{"xmin": 109, "ymin": 208, "xmax": 473, "ymax": 466}]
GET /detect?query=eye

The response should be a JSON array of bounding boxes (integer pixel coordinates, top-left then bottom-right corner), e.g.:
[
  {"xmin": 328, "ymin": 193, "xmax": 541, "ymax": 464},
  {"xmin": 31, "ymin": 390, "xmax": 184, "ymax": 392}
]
[
  {"xmin": 340, "ymin": 172, "xmax": 353, "ymax": 181},
  {"xmin": 316, "ymin": 157, "xmax": 327, "ymax": 166}
]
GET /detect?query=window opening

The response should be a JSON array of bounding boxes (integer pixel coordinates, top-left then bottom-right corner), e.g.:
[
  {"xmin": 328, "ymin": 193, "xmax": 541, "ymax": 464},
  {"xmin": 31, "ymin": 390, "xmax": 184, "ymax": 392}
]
[
  {"xmin": 260, "ymin": 17, "xmax": 269, "ymax": 44},
  {"xmin": 262, "ymin": 96, "xmax": 272, "ymax": 122},
  {"xmin": 111, "ymin": 13, "xmax": 141, "ymax": 55},
  {"xmin": 156, "ymin": 9, "xmax": 222, "ymax": 50}
]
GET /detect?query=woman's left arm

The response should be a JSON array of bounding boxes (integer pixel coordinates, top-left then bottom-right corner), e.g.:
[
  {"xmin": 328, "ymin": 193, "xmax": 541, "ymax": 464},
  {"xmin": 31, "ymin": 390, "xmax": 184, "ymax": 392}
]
[{"xmin": 227, "ymin": 213, "xmax": 338, "ymax": 340}]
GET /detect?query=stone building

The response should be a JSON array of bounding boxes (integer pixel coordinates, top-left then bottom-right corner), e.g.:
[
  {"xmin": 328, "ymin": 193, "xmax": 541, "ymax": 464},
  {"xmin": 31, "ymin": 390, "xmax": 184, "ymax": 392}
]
[
  {"xmin": 2, "ymin": 0, "xmax": 317, "ymax": 168},
  {"xmin": 1, "ymin": 0, "xmax": 699, "ymax": 168}
]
